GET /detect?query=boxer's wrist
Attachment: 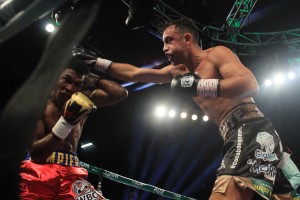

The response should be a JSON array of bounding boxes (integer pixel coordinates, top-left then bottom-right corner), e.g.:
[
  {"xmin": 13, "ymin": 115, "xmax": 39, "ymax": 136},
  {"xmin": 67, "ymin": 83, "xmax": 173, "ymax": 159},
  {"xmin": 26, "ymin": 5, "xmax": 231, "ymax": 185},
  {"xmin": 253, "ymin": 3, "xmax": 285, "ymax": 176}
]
[
  {"xmin": 95, "ymin": 58, "xmax": 112, "ymax": 74},
  {"xmin": 197, "ymin": 79, "xmax": 220, "ymax": 97},
  {"xmin": 52, "ymin": 116, "xmax": 74, "ymax": 140}
]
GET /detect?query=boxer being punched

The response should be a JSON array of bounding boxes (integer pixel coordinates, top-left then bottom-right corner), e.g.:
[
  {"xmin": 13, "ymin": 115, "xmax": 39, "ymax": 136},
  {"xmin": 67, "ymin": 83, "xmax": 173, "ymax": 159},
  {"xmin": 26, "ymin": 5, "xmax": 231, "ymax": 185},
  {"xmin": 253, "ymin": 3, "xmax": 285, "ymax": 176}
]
[
  {"xmin": 73, "ymin": 18, "xmax": 300, "ymax": 199},
  {"xmin": 19, "ymin": 57, "xmax": 128, "ymax": 199}
]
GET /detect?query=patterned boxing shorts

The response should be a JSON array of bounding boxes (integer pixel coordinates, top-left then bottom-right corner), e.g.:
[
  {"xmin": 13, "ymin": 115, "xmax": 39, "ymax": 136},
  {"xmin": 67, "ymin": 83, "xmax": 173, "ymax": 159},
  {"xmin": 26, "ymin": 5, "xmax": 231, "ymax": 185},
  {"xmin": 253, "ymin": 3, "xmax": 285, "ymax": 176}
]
[{"xmin": 214, "ymin": 103, "xmax": 296, "ymax": 199}]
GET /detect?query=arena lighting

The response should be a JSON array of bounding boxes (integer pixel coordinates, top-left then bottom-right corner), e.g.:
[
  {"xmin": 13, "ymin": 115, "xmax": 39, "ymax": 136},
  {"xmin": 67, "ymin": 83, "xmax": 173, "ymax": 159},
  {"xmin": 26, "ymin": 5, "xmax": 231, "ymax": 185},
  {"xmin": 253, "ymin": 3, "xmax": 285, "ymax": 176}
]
[
  {"xmin": 203, "ymin": 115, "xmax": 209, "ymax": 121},
  {"xmin": 273, "ymin": 73, "xmax": 285, "ymax": 85},
  {"xmin": 180, "ymin": 112, "xmax": 187, "ymax": 119},
  {"xmin": 133, "ymin": 83, "xmax": 156, "ymax": 91},
  {"xmin": 153, "ymin": 104, "xmax": 208, "ymax": 122},
  {"xmin": 121, "ymin": 82, "xmax": 136, "ymax": 87},
  {"xmin": 288, "ymin": 71, "xmax": 296, "ymax": 79},
  {"xmin": 262, "ymin": 69, "xmax": 299, "ymax": 87},
  {"xmin": 264, "ymin": 79, "xmax": 272, "ymax": 87},
  {"xmin": 81, "ymin": 142, "xmax": 93, "ymax": 149},
  {"xmin": 191, "ymin": 114, "xmax": 198, "ymax": 120},
  {"xmin": 154, "ymin": 105, "xmax": 166, "ymax": 117},
  {"xmin": 45, "ymin": 23, "xmax": 55, "ymax": 32},
  {"xmin": 122, "ymin": 61, "xmax": 168, "ymax": 90},
  {"xmin": 168, "ymin": 110, "xmax": 176, "ymax": 118}
]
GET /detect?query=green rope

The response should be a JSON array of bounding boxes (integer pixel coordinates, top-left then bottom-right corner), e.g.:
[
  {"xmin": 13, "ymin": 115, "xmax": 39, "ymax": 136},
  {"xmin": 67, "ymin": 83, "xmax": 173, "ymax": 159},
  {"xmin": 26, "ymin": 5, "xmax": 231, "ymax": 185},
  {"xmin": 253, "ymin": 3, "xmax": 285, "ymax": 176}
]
[{"xmin": 79, "ymin": 161, "xmax": 197, "ymax": 200}]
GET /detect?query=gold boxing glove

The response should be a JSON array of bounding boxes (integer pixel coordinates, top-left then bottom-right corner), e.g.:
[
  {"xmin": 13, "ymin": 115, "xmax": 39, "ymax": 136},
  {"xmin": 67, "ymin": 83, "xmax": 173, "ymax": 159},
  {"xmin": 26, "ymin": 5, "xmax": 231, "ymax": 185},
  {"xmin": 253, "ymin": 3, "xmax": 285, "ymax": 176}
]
[
  {"xmin": 52, "ymin": 92, "xmax": 97, "ymax": 140},
  {"xmin": 63, "ymin": 92, "xmax": 97, "ymax": 125}
]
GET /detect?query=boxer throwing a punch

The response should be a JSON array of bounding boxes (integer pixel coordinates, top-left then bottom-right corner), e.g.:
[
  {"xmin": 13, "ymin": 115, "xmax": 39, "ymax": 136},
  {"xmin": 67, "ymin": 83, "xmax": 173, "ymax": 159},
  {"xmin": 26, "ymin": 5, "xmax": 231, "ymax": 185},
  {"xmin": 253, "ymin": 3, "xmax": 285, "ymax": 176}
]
[
  {"xmin": 73, "ymin": 18, "xmax": 300, "ymax": 200},
  {"xmin": 19, "ymin": 57, "xmax": 128, "ymax": 199}
]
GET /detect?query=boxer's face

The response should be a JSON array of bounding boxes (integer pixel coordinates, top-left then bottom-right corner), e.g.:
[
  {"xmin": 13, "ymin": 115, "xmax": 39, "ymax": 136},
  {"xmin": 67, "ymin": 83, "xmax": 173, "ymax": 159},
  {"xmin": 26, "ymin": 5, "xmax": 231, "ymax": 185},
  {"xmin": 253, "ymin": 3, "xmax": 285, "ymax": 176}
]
[
  {"xmin": 54, "ymin": 68, "xmax": 85, "ymax": 108},
  {"xmin": 162, "ymin": 25, "xmax": 187, "ymax": 65}
]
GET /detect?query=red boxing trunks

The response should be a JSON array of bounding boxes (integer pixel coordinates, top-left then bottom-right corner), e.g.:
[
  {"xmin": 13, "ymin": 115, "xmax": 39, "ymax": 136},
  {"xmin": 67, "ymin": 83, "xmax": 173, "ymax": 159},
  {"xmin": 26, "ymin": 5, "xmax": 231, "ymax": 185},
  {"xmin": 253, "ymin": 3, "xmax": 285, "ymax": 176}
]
[{"xmin": 19, "ymin": 151, "xmax": 105, "ymax": 200}]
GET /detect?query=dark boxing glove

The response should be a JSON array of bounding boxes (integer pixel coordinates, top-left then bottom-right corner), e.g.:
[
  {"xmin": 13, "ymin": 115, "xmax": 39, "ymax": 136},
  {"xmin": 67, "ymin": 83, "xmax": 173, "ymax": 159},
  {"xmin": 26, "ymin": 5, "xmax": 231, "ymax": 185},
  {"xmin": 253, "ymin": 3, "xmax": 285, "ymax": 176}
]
[
  {"xmin": 80, "ymin": 73, "xmax": 101, "ymax": 91},
  {"xmin": 52, "ymin": 92, "xmax": 97, "ymax": 139},
  {"xmin": 170, "ymin": 73, "xmax": 200, "ymax": 100},
  {"xmin": 72, "ymin": 47, "xmax": 112, "ymax": 74},
  {"xmin": 171, "ymin": 73, "xmax": 220, "ymax": 100},
  {"xmin": 72, "ymin": 47, "xmax": 97, "ymax": 65}
]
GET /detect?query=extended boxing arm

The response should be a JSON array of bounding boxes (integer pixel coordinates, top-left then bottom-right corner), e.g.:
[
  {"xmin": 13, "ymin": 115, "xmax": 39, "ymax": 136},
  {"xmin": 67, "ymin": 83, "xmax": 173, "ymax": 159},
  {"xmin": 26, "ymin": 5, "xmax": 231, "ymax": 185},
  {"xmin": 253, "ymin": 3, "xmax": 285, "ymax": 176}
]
[
  {"xmin": 72, "ymin": 47, "xmax": 113, "ymax": 74},
  {"xmin": 73, "ymin": 58, "xmax": 128, "ymax": 107},
  {"xmin": 73, "ymin": 47, "xmax": 174, "ymax": 84}
]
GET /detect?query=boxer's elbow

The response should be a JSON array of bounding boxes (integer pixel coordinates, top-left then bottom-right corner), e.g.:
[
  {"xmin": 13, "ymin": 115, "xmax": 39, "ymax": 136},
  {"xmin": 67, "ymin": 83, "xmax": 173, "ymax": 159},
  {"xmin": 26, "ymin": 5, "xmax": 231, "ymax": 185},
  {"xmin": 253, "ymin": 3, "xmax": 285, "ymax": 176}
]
[
  {"xmin": 249, "ymin": 79, "xmax": 259, "ymax": 97},
  {"xmin": 230, "ymin": 78, "xmax": 259, "ymax": 99},
  {"xmin": 241, "ymin": 80, "xmax": 259, "ymax": 99},
  {"xmin": 106, "ymin": 87, "xmax": 128, "ymax": 104},
  {"xmin": 114, "ymin": 87, "xmax": 128, "ymax": 101},
  {"xmin": 90, "ymin": 87, "xmax": 128, "ymax": 107},
  {"xmin": 253, "ymin": 84, "xmax": 259, "ymax": 97}
]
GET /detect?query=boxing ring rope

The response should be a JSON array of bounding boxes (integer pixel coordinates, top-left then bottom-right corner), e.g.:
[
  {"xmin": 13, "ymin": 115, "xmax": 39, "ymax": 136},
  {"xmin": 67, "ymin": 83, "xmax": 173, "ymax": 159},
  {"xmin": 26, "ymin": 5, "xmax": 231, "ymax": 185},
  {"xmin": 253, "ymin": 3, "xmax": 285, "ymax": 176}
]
[{"xmin": 79, "ymin": 161, "xmax": 197, "ymax": 200}]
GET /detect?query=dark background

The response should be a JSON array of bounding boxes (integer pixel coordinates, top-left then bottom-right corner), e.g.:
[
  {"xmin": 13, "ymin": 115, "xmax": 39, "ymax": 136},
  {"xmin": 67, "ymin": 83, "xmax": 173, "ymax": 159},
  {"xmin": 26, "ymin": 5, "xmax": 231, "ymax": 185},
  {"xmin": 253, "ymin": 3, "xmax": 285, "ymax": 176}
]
[{"xmin": 0, "ymin": 0, "xmax": 300, "ymax": 199}]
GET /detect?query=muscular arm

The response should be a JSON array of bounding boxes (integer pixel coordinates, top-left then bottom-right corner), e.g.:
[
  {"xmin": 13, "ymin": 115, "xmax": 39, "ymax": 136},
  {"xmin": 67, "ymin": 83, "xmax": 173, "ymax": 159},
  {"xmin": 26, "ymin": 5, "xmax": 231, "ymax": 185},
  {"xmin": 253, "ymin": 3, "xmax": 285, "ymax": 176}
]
[
  {"xmin": 29, "ymin": 119, "xmax": 63, "ymax": 162},
  {"xmin": 74, "ymin": 47, "xmax": 178, "ymax": 83},
  {"xmin": 80, "ymin": 73, "xmax": 128, "ymax": 108},
  {"xmin": 108, "ymin": 63, "xmax": 176, "ymax": 83},
  {"xmin": 211, "ymin": 46, "xmax": 259, "ymax": 99},
  {"xmin": 90, "ymin": 78, "xmax": 128, "ymax": 107}
]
